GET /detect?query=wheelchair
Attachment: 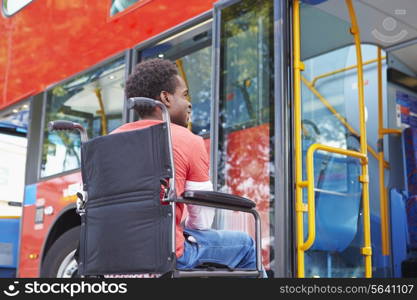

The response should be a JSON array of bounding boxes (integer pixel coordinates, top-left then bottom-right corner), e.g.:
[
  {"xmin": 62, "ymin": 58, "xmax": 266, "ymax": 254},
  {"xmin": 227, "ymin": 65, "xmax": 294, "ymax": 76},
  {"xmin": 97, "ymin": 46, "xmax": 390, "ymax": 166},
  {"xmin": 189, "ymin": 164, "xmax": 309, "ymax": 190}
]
[{"xmin": 48, "ymin": 97, "xmax": 263, "ymax": 278}]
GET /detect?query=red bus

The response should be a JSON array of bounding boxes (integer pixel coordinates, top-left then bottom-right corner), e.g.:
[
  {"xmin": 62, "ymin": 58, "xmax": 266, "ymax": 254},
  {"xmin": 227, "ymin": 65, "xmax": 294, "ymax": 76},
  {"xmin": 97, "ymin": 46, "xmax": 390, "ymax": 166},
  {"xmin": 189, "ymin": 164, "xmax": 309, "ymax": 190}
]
[{"xmin": 1, "ymin": 0, "xmax": 417, "ymax": 278}]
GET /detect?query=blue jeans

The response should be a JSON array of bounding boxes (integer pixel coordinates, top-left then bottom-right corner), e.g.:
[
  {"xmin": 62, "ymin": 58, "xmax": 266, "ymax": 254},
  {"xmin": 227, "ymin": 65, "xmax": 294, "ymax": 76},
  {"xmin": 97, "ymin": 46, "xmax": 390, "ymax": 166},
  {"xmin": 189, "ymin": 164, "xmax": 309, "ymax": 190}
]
[{"xmin": 176, "ymin": 228, "xmax": 267, "ymax": 277}]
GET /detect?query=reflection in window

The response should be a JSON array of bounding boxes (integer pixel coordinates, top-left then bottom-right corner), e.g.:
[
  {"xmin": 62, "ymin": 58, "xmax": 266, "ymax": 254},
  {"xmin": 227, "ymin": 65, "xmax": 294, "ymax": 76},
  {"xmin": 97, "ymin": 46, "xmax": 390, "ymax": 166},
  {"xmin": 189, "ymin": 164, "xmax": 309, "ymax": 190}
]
[
  {"xmin": 177, "ymin": 48, "xmax": 212, "ymax": 137},
  {"xmin": 217, "ymin": 0, "xmax": 274, "ymax": 268},
  {"xmin": 41, "ymin": 58, "xmax": 125, "ymax": 178},
  {"xmin": 140, "ymin": 21, "xmax": 212, "ymax": 137},
  {"xmin": 220, "ymin": 2, "xmax": 273, "ymax": 131},
  {"xmin": 110, "ymin": 0, "xmax": 140, "ymax": 16},
  {"xmin": 0, "ymin": 103, "xmax": 29, "ymax": 135},
  {"xmin": 3, "ymin": 0, "xmax": 33, "ymax": 16}
]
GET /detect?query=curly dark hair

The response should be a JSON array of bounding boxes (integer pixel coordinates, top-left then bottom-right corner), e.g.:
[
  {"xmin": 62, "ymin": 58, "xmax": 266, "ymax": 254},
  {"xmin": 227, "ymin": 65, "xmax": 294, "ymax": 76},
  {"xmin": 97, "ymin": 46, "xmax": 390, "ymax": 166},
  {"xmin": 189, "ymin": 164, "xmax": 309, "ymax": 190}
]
[{"xmin": 125, "ymin": 58, "xmax": 179, "ymax": 117}]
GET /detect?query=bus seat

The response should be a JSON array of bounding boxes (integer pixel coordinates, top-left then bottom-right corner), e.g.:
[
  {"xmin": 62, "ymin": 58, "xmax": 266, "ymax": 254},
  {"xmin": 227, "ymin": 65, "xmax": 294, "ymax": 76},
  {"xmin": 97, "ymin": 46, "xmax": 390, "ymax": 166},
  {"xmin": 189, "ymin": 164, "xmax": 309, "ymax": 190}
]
[
  {"xmin": 401, "ymin": 127, "xmax": 417, "ymax": 277},
  {"xmin": 406, "ymin": 195, "xmax": 417, "ymax": 250},
  {"xmin": 390, "ymin": 189, "xmax": 408, "ymax": 277},
  {"xmin": 349, "ymin": 212, "xmax": 386, "ymax": 271},
  {"xmin": 402, "ymin": 194, "xmax": 417, "ymax": 277},
  {"xmin": 306, "ymin": 151, "xmax": 362, "ymax": 252},
  {"xmin": 369, "ymin": 214, "xmax": 384, "ymax": 270},
  {"xmin": 404, "ymin": 128, "xmax": 417, "ymax": 196},
  {"xmin": 402, "ymin": 128, "xmax": 417, "ymax": 250}
]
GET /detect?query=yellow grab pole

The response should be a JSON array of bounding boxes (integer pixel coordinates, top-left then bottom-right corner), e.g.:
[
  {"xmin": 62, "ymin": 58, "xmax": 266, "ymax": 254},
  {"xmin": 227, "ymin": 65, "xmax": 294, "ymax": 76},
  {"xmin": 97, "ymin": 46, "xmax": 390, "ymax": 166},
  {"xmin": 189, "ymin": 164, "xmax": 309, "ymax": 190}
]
[
  {"xmin": 175, "ymin": 59, "xmax": 192, "ymax": 131},
  {"xmin": 376, "ymin": 48, "xmax": 402, "ymax": 255},
  {"xmin": 175, "ymin": 59, "xmax": 190, "ymax": 102},
  {"xmin": 301, "ymin": 75, "xmax": 387, "ymax": 164},
  {"xmin": 311, "ymin": 57, "xmax": 386, "ymax": 87},
  {"xmin": 303, "ymin": 144, "xmax": 367, "ymax": 251},
  {"xmin": 94, "ymin": 88, "xmax": 108, "ymax": 136},
  {"xmin": 377, "ymin": 47, "xmax": 390, "ymax": 255},
  {"xmin": 346, "ymin": 0, "xmax": 372, "ymax": 278},
  {"xmin": 381, "ymin": 129, "xmax": 402, "ymax": 135},
  {"xmin": 293, "ymin": 0, "xmax": 306, "ymax": 278}
]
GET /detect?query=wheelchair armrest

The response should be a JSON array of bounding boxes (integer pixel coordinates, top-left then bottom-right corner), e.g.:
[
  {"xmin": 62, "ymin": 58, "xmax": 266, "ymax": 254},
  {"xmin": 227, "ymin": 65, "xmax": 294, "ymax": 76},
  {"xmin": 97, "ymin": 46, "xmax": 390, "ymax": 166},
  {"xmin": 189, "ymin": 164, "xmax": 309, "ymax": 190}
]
[
  {"xmin": 179, "ymin": 190, "xmax": 256, "ymax": 210},
  {"xmin": 177, "ymin": 190, "xmax": 262, "ymax": 276}
]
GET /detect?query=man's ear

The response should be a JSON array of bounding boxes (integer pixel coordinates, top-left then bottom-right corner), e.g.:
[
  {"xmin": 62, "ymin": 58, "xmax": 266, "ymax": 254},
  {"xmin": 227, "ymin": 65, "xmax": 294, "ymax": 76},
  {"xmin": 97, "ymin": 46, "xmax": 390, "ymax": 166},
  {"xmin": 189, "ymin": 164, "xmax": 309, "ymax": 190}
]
[{"xmin": 159, "ymin": 91, "xmax": 171, "ymax": 108}]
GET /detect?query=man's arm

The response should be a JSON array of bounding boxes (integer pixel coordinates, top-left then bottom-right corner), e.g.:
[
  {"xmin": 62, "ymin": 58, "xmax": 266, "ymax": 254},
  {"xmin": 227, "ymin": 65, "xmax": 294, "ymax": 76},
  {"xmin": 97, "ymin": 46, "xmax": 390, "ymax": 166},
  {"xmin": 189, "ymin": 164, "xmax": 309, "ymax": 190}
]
[
  {"xmin": 183, "ymin": 135, "xmax": 215, "ymax": 230},
  {"xmin": 184, "ymin": 180, "xmax": 215, "ymax": 230}
]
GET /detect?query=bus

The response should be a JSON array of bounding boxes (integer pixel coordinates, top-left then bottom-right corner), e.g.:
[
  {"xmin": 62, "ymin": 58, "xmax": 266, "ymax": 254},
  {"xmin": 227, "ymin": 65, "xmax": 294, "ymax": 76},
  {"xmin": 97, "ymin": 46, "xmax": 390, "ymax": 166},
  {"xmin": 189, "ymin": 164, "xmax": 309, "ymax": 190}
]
[{"xmin": 1, "ymin": 0, "xmax": 417, "ymax": 278}]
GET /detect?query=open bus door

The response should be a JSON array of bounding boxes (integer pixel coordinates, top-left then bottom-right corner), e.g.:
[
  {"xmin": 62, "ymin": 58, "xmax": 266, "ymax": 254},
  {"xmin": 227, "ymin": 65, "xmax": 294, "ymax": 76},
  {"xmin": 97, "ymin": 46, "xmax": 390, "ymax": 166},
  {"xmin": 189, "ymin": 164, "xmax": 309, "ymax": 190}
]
[
  {"xmin": 294, "ymin": 0, "xmax": 417, "ymax": 278},
  {"xmin": 294, "ymin": 0, "xmax": 372, "ymax": 278},
  {"xmin": 212, "ymin": 0, "xmax": 276, "ymax": 276}
]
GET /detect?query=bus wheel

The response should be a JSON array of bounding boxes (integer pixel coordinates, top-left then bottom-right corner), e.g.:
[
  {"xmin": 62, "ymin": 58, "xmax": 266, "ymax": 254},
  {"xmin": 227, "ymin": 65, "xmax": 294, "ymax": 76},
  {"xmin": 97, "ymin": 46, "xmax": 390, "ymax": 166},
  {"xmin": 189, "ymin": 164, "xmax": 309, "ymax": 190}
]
[{"xmin": 41, "ymin": 226, "xmax": 80, "ymax": 278}]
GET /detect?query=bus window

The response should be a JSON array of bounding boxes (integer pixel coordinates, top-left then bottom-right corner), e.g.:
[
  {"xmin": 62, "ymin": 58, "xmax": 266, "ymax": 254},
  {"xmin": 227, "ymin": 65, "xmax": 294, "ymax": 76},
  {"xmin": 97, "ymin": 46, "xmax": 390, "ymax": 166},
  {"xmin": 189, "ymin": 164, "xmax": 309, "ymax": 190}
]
[
  {"xmin": 0, "ymin": 103, "xmax": 28, "ymax": 217},
  {"xmin": 110, "ymin": 0, "xmax": 141, "ymax": 16},
  {"xmin": 40, "ymin": 58, "xmax": 125, "ymax": 178},
  {"xmin": 139, "ymin": 20, "xmax": 212, "ymax": 138},
  {"xmin": 2, "ymin": 0, "xmax": 33, "ymax": 16},
  {"xmin": 0, "ymin": 102, "xmax": 28, "ymax": 277},
  {"xmin": 217, "ymin": 0, "xmax": 274, "ymax": 268}
]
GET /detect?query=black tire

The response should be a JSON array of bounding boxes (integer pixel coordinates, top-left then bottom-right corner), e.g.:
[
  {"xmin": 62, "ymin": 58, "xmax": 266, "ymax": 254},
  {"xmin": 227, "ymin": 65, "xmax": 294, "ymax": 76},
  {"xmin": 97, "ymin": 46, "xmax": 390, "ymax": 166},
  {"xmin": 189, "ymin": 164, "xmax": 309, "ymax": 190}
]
[{"xmin": 40, "ymin": 226, "xmax": 80, "ymax": 278}]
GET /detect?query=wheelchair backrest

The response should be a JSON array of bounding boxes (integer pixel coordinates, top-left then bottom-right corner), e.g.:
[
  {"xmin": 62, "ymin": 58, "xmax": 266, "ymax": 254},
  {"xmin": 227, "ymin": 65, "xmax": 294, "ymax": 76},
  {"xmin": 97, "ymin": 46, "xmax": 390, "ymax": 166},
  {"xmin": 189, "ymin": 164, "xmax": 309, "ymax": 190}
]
[{"xmin": 78, "ymin": 123, "xmax": 175, "ymax": 276}]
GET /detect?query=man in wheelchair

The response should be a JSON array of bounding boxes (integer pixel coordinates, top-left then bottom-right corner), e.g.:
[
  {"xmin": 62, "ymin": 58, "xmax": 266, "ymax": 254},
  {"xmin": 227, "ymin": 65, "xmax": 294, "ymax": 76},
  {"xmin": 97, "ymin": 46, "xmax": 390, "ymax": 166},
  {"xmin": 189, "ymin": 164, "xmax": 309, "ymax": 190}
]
[{"xmin": 114, "ymin": 58, "xmax": 262, "ymax": 274}]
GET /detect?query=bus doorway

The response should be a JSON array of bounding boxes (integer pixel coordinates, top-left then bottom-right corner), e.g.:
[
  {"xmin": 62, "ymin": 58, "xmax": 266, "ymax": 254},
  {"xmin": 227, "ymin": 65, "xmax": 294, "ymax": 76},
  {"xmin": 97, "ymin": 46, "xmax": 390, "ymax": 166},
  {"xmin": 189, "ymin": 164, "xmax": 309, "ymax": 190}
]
[
  {"xmin": 0, "ymin": 101, "xmax": 29, "ymax": 277},
  {"xmin": 294, "ymin": 0, "xmax": 417, "ymax": 278}
]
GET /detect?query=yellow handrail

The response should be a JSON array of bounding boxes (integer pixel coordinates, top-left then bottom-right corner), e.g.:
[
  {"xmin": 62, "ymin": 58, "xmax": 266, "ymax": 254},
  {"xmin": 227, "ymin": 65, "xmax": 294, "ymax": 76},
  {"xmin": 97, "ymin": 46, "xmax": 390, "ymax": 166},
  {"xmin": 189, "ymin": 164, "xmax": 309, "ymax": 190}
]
[
  {"xmin": 306, "ymin": 44, "xmax": 402, "ymax": 258},
  {"xmin": 376, "ymin": 47, "xmax": 402, "ymax": 255},
  {"xmin": 377, "ymin": 47, "xmax": 389, "ymax": 255},
  {"xmin": 346, "ymin": 0, "xmax": 372, "ymax": 278},
  {"xmin": 0, "ymin": 216, "xmax": 20, "ymax": 219},
  {"xmin": 175, "ymin": 59, "xmax": 192, "ymax": 131},
  {"xmin": 301, "ymin": 143, "xmax": 367, "ymax": 251},
  {"xmin": 293, "ymin": 0, "xmax": 306, "ymax": 278},
  {"xmin": 380, "ymin": 129, "xmax": 402, "ymax": 135},
  {"xmin": 175, "ymin": 59, "xmax": 190, "ymax": 101},
  {"xmin": 301, "ymin": 75, "xmax": 387, "ymax": 165},
  {"xmin": 94, "ymin": 88, "xmax": 108, "ymax": 136},
  {"xmin": 311, "ymin": 57, "xmax": 386, "ymax": 87}
]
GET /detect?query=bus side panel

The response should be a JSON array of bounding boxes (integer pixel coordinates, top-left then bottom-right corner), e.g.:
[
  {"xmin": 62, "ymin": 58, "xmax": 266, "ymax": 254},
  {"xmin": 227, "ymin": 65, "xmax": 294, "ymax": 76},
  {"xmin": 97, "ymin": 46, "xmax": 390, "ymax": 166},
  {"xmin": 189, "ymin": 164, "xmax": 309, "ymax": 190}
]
[
  {"xmin": 0, "ymin": 0, "xmax": 216, "ymax": 110},
  {"xmin": 18, "ymin": 204, "xmax": 41, "ymax": 277},
  {"xmin": 19, "ymin": 173, "xmax": 81, "ymax": 277}
]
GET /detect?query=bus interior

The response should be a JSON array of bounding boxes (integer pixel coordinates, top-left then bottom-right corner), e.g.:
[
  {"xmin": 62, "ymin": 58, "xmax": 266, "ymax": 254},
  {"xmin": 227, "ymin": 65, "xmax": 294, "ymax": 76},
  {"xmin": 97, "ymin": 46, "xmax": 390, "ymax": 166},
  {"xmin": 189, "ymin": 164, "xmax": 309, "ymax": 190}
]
[{"xmin": 297, "ymin": 0, "xmax": 417, "ymax": 277}]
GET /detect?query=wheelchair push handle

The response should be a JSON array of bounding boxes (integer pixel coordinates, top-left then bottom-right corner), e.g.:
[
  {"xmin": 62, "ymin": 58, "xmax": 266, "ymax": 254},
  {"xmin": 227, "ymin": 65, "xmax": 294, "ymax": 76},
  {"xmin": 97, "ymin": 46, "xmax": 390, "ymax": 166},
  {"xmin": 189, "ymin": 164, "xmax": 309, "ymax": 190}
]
[
  {"xmin": 48, "ymin": 120, "xmax": 78, "ymax": 131},
  {"xmin": 127, "ymin": 97, "xmax": 171, "ymax": 123},
  {"xmin": 127, "ymin": 97, "xmax": 157, "ymax": 110},
  {"xmin": 48, "ymin": 120, "xmax": 89, "ymax": 143}
]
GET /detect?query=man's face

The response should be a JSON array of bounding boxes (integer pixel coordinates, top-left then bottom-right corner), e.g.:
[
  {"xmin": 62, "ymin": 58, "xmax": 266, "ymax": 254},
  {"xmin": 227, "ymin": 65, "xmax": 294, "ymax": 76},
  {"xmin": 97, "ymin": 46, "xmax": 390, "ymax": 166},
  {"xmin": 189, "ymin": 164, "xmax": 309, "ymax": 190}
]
[{"xmin": 166, "ymin": 75, "xmax": 191, "ymax": 127}]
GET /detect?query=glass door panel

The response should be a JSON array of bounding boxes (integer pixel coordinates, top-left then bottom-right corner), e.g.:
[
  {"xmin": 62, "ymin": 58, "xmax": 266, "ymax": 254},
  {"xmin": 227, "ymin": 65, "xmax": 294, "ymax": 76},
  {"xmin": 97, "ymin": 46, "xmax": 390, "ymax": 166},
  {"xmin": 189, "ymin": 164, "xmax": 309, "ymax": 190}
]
[
  {"xmin": 297, "ymin": 1, "xmax": 370, "ymax": 277},
  {"xmin": 216, "ymin": 0, "xmax": 274, "ymax": 271}
]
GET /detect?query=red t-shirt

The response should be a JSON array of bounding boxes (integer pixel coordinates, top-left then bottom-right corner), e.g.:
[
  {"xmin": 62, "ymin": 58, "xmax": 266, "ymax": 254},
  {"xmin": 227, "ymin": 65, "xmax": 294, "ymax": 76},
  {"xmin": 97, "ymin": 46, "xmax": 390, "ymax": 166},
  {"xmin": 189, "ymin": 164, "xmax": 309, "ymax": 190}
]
[{"xmin": 112, "ymin": 119, "xmax": 210, "ymax": 257}]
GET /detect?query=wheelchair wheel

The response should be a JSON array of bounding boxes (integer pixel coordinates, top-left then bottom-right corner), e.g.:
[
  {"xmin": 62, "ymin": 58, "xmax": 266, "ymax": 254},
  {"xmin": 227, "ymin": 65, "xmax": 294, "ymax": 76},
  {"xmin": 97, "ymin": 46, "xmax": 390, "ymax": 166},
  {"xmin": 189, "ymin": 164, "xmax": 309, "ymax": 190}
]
[{"xmin": 41, "ymin": 226, "xmax": 80, "ymax": 278}]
